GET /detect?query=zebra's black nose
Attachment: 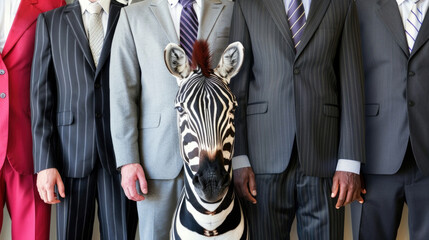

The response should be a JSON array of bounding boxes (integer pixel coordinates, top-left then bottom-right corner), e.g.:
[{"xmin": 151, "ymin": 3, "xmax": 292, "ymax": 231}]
[{"xmin": 193, "ymin": 150, "xmax": 230, "ymax": 202}]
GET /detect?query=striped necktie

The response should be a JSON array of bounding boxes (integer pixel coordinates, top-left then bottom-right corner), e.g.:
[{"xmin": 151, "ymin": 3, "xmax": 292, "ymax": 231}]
[
  {"xmin": 405, "ymin": 0, "xmax": 423, "ymax": 52},
  {"xmin": 179, "ymin": 0, "xmax": 198, "ymax": 60},
  {"xmin": 87, "ymin": 2, "xmax": 104, "ymax": 67},
  {"xmin": 287, "ymin": 0, "xmax": 306, "ymax": 49}
]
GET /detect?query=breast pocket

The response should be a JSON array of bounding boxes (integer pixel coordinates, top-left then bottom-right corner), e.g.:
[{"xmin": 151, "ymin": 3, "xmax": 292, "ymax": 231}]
[
  {"xmin": 57, "ymin": 111, "xmax": 74, "ymax": 126},
  {"xmin": 139, "ymin": 113, "xmax": 161, "ymax": 129}
]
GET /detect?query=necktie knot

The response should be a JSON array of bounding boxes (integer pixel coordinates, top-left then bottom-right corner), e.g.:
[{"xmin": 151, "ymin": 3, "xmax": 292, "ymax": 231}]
[
  {"xmin": 87, "ymin": 2, "xmax": 102, "ymax": 15},
  {"xmin": 179, "ymin": 0, "xmax": 195, "ymax": 8}
]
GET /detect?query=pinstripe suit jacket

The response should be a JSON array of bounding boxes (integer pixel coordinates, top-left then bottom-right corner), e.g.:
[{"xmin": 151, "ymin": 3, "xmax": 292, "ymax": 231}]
[
  {"xmin": 357, "ymin": 0, "xmax": 429, "ymax": 175},
  {"xmin": 230, "ymin": 0, "xmax": 365, "ymax": 177},
  {"xmin": 110, "ymin": 0, "xmax": 234, "ymax": 180},
  {"xmin": 31, "ymin": 0, "xmax": 125, "ymax": 178}
]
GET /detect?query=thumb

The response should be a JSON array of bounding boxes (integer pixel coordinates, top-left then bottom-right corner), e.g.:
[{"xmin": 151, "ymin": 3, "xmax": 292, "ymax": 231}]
[
  {"xmin": 331, "ymin": 175, "xmax": 339, "ymax": 198},
  {"xmin": 137, "ymin": 170, "xmax": 148, "ymax": 194},
  {"xmin": 56, "ymin": 175, "xmax": 66, "ymax": 198}
]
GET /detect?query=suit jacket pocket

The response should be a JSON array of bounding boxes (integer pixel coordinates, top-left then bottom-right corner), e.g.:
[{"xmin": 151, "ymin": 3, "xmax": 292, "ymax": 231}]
[
  {"xmin": 323, "ymin": 104, "xmax": 340, "ymax": 118},
  {"xmin": 365, "ymin": 104, "xmax": 380, "ymax": 117},
  {"xmin": 56, "ymin": 111, "xmax": 74, "ymax": 126},
  {"xmin": 139, "ymin": 113, "xmax": 161, "ymax": 129},
  {"xmin": 247, "ymin": 102, "xmax": 268, "ymax": 116}
]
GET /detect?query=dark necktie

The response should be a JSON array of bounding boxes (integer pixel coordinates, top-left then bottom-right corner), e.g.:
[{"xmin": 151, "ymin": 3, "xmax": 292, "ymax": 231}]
[
  {"xmin": 287, "ymin": 0, "xmax": 306, "ymax": 49},
  {"xmin": 179, "ymin": 0, "xmax": 198, "ymax": 60}
]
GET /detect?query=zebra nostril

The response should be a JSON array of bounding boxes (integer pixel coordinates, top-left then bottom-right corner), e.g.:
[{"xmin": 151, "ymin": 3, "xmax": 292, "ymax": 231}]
[{"xmin": 192, "ymin": 174, "xmax": 202, "ymax": 188}]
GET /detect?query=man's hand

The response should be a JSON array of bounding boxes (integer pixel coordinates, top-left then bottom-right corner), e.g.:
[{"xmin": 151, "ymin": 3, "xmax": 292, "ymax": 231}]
[
  {"xmin": 37, "ymin": 168, "xmax": 65, "ymax": 204},
  {"xmin": 120, "ymin": 163, "xmax": 148, "ymax": 201},
  {"xmin": 233, "ymin": 167, "xmax": 257, "ymax": 204},
  {"xmin": 331, "ymin": 171, "xmax": 366, "ymax": 209}
]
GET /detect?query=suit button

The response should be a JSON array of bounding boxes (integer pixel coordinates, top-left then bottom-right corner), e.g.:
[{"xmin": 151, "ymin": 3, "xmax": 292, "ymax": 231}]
[
  {"xmin": 95, "ymin": 83, "xmax": 101, "ymax": 89},
  {"xmin": 408, "ymin": 71, "xmax": 415, "ymax": 76},
  {"xmin": 0, "ymin": 93, "xmax": 6, "ymax": 98},
  {"xmin": 408, "ymin": 101, "xmax": 415, "ymax": 107},
  {"xmin": 293, "ymin": 68, "xmax": 300, "ymax": 75},
  {"xmin": 95, "ymin": 112, "xmax": 102, "ymax": 118},
  {"xmin": 0, "ymin": 70, "xmax": 5, "ymax": 75}
]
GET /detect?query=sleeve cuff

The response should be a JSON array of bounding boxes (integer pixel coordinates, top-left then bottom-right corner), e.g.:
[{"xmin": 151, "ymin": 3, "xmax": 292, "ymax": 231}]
[
  {"xmin": 336, "ymin": 159, "xmax": 361, "ymax": 174},
  {"xmin": 232, "ymin": 155, "xmax": 251, "ymax": 170}
]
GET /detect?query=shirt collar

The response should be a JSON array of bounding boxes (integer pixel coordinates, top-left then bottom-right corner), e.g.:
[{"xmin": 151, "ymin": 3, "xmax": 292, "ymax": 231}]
[
  {"xmin": 80, "ymin": 0, "xmax": 111, "ymax": 14},
  {"xmin": 397, "ymin": 0, "xmax": 407, "ymax": 6},
  {"xmin": 168, "ymin": 0, "xmax": 202, "ymax": 8}
]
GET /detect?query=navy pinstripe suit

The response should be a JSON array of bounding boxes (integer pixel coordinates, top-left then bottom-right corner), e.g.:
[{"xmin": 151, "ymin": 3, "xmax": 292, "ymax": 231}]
[
  {"xmin": 30, "ymin": 1, "xmax": 137, "ymax": 239},
  {"xmin": 230, "ymin": 0, "xmax": 365, "ymax": 239}
]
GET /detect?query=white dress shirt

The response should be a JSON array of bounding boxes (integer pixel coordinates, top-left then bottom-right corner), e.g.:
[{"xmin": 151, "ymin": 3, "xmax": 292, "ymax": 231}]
[
  {"xmin": 79, "ymin": 0, "xmax": 111, "ymax": 37},
  {"xmin": 397, "ymin": 0, "xmax": 429, "ymax": 28},
  {"xmin": 0, "ymin": 0, "xmax": 21, "ymax": 53},
  {"xmin": 168, "ymin": 0, "xmax": 202, "ymax": 39},
  {"xmin": 232, "ymin": 0, "xmax": 361, "ymax": 174}
]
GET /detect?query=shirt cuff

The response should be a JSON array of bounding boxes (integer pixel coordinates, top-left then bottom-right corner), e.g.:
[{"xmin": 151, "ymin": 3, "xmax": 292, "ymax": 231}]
[
  {"xmin": 336, "ymin": 159, "xmax": 361, "ymax": 174},
  {"xmin": 232, "ymin": 155, "xmax": 251, "ymax": 170}
]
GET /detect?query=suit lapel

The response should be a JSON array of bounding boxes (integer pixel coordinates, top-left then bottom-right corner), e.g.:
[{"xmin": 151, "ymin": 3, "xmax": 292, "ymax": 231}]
[
  {"xmin": 95, "ymin": 0, "xmax": 124, "ymax": 77},
  {"xmin": 199, "ymin": 0, "xmax": 223, "ymax": 40},
  {"xmin": 410, "ymin": 11, "xmax": 429, "ymax": 58},
  {"xmin": 262, "ymin": 0, "xmax": 294, "ymax": 51},
  {"xmin": 149, "ymin": 0, "xmax": 179, "ymax": 44},
  {"xmin": 377, "ymin": 0, "xmax": 409, "ymax": 57},
  {"xmin": 2, "ymin": 0, "xmax": 41, "ymax": 58},
  {"xmin": 295, "ymin": 0, "xmax": 331, "ymax": 59},
  {"xmin": 64, "ymin": 1, "xmax": 96, "ymax": 72}
]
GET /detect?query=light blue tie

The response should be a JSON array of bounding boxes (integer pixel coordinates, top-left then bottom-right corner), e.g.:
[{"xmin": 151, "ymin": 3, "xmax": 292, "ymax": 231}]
[{"xmin": 405, "ymin": 0, "xmax": 423, "ymax": 52}]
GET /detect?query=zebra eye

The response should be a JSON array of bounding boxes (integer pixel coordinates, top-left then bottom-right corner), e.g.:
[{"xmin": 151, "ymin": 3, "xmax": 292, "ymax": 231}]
[{"xmin": 175, "ymin": 106, "xmax": 185, "ymax": 113}]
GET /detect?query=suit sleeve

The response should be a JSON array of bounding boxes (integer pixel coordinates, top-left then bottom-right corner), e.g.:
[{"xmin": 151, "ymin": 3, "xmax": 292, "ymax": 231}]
[
  {"xmin": 336, "ymin": 0, "xmax": 365, "ymax": 163},
  {"xmin": 229, "ymin": 0, "xmax": 253, "ymax": 159},
  {"xmin": 109, "ymin": 8, "xmax": 142, "ymax": 168},
  {"xmin": 31, "ymin": 13, "xmax": 57, "ymax": 173}
]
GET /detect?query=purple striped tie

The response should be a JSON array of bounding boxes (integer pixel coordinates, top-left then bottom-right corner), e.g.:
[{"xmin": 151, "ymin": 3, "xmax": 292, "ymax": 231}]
[
  {"xmin": 180, "ymin": 0, "xmax": 198, "ymax": 60},
  {"xmin": 287, "ymin": 0, "xmax": 306, "ymax": 49}
]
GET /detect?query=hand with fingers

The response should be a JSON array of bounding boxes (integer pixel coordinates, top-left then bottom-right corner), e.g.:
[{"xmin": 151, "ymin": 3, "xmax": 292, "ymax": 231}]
[
  {"xmin": 37, "ymin": 168, "xmax": 65, "ymax": 204},
  {"xmin": 233, "ymin": 167, "xmax": 257, "ymax": 204},
  {"xmin": 120, "ymin": 163, "xmax": 148, "ymax": 201},
  {"xmin": 331, "ymin": 171, "xmax": 366, "ymax": 209}
]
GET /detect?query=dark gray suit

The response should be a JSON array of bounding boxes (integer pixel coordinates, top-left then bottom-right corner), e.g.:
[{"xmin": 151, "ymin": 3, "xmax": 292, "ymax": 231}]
[
  {"xmin": 352, "ymin": 1, "xmax": 429, "ymax": 239},
  {"xmin": 230, "ymin": 0, "xmax": 365, "ymax": 239},
  {"xmin": 31, "ymin": 1, "xmax": 137, "ymax": 239}
]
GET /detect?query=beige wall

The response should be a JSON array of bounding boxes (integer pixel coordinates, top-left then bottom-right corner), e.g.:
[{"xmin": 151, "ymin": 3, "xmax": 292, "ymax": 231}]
[{"xmin": 0, "ymin": 204, "xmax": 409, "ymax": 240}]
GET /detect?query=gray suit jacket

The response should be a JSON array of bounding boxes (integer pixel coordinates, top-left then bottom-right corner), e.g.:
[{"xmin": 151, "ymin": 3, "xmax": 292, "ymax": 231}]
[
  {"xmin": 230, "ymin": 0, "xmax": 365, "ymax": 177},
  {"xmin": 357, "ymin": 0, "xmax": 429, "ymax": 175},
  {"xmin": 110, "ymin": 0, "xmax": 234, "ymax": 180},
  {"xmin": 31, "ymin": 0, "xmax": 125, "ymax": 178}
]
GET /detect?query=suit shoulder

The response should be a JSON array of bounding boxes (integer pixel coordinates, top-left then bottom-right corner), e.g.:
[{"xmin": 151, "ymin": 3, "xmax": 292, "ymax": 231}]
[
  {"xmin": 38, "ymin": 4, "xmax": 67, "ymax": 22},
  {"xmin": 36, "ymin": 0, "xmax": 66, "ymax": 13},
  {"xmin": 123, "ymin": 0, "xmax": 151, "ymax": 16},
  {"xmin": 220, "ymin": 0, "xmax": 234, "ymax": 7}
]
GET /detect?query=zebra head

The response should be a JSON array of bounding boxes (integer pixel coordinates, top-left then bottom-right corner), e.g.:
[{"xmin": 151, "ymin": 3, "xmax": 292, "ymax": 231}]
[{"xmin": 165, "ymin": 41, "xmax": 244, "ymax": 203}]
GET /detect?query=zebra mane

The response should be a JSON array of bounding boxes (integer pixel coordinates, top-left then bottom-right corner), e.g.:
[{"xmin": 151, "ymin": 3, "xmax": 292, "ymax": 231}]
[{"xmin": 191, "ymin": 40, "xmax": 212, "ymax": 78}]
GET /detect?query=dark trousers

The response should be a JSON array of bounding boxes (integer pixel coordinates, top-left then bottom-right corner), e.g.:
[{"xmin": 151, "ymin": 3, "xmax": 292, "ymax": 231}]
[
  {"xmin": 56, "ymin": 164, "xmax": 138, "ymax": 240},
  {"xmin": 243, "ymin": 146, "xmax": 344, "ymax": 240},
  {"xmin": 359, "ymin": 145, "xmax": 429, "ymax": 240}
]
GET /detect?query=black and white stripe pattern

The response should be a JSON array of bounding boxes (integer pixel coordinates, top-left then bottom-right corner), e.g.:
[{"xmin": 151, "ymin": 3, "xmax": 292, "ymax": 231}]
[
  {"xmin": 165, "ymin": 42, "xmax": 247, "ymax": 239},
  {"xmin": 175, "ymin": 73, "xmax": 235, "ymax": 173}
]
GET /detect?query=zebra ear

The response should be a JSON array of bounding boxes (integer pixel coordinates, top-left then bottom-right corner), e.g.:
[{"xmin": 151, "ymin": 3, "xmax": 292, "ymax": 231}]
[
  {"xmin": 164, "ymin": 43, "xmax": 191, "ymax": 85},
  {"xmin": 214, "ymin": 42, "xmax": 244, "ymax": 84}
]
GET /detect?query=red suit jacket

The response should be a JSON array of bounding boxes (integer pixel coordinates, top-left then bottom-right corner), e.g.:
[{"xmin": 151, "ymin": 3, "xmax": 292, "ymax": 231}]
[{"xmin": 0, "ymin": 0, "xmax": 65, "ymax": 175}]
